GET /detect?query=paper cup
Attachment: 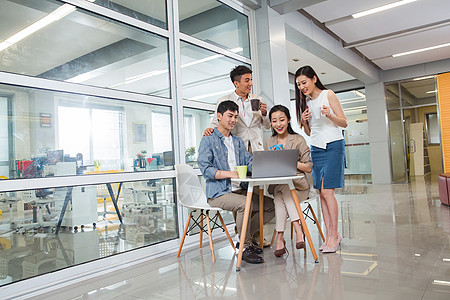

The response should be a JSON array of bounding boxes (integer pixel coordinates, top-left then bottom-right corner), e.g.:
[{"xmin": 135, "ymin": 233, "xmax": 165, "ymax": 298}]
[{"xmin": 235, "ymin": 166, "xmax": 247, "ymax": 179}]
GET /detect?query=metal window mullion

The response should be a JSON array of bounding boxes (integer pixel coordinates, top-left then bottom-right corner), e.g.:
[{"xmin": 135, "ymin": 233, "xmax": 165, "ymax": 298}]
[
  {"xmin": 399, "ymin": 83, "xmax": 408, "ymax": 182},
  {"xmin": 0, "ymin": 72, "xmax": 171, "ymax": 107},
  {"xmin": 167, "ymin": 0, "xmax": 188, "ymax": 242},
  {"xmin": 89, "ymin": 107, "xmax": 94, "ymax": 162},
  {"xmin": 7, "ymin": 95, "xmax": 15, "ymax": 179},
  {"xmin": 435, "ymin": 77, "xmax": 444, "ymax": 172},
  {"xmin": 61, "ymin": 0, "xmax": 169, "ymax": 38},
  {"xmin": 167, "ymin": 0, "xmax": 182, "ymax": 167},
  {"xmin": 119, "ymin": 112, "xmax": 125, "ymax": 170},
  {"xmin": 219, "ymin": 0, "xmax": 250, "ymax": 14},
  {"xmin": 179, "ymin": 33, "xmax": 252, "ymax": 64},
  {"xmin": 0, "ymin": 170, "xmax": 176, "ymax": 193},
  {"xmin": 181, "ymin": 100, "xmax": 215, "ymax": 111},
  {"xmin": 247, "ymin": 8, "xmax": 259, "ymax": 94}
]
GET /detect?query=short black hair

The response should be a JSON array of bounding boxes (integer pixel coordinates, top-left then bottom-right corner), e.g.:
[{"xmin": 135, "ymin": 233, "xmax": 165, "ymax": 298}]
[
  {"xmin": 230, "ymin": 65, "xmax": 252, "ymax": 84},
  {"xmin": 217, "ymin": 100, "xmax": 239, "ymax": 115}
]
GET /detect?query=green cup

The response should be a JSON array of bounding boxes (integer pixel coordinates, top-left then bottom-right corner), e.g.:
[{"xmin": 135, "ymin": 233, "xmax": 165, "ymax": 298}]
[{"xmin": 235, "ymin": 166, "xmax": 247, "ymax": 179}]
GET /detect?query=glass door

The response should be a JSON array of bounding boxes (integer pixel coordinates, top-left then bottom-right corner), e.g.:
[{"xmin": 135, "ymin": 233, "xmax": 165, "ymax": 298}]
[
  {"xmin": 388, "ymin": 110, "xmax": 407, "ymax": 182},
  {"xmin": 386, "ymin": 77, "xmax": 441, "ymax": 183},
  {"xmin": 386, "ymin": 83, "xmax": 407, "ymax": 182}
]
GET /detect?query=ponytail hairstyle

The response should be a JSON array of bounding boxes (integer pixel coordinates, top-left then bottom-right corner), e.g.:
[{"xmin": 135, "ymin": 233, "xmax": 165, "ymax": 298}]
[
  {"xmin": 269, "ymin": 105, "xmax": 297, "ymax": 137},
  {"xmin": 294, "ymin": 65, "xmax": 326, "ymax": 127}
]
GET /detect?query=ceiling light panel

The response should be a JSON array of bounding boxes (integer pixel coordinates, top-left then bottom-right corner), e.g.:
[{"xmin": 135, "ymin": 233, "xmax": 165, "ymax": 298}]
[
  {"xmin": 369, "ymin": 45, "xmax": 450, "ymax": 70},
  {"xmin": 0, "ymin": 4, "xmax": 76, "ymax": 52},
  {"xmin": 352, "ymin": 0, "xmax": 418, "ymax": 19},
  {"xmin": 355, "ymin": 25, "xmax": 450, "ymax": 59},
  {"xmin": 303, "ymin": 0, "xmax": 405, "ymax": 23},
  {"xmin": 321, "ymin": 0, "xmax": 450, "ymax": 44},
  {"xmin": 392, "ymin": 42, "xmax": 450, "ymax": 57}
]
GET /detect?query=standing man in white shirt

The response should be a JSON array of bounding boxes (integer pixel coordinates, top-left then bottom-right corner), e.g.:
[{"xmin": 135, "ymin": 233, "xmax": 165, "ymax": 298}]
[
  {"xmin": 203, "ymin": 65, "xmax": 272, "ymax": 248},
  {"xmin": 203, "ymin": 65, "xmax": 271, "ymax": 153}
]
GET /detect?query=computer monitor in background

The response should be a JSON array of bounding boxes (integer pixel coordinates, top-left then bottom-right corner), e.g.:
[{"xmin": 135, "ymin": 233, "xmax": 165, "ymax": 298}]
[
  {"xmin": 163, "ymin": 151, "xmax": 173, "ymax": 166},
  {"xmin": 47, "ymin": 150, "xmax": 64, "ymax": 165}
]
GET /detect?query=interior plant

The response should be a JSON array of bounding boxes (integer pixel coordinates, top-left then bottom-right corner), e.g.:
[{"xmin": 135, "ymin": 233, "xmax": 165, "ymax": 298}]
[
  {"xmin": 93, "ymin": 160, "xmax": 101, "ymax": 171},
  {"xmin": 185, "ymin": 146, "xmax": 196, "ymax": 161},
  {"xmin": 137, "ymin": 150, "xmax": 147, "ymax": 159},
  {"xmin": 137, "ymin": 150, "xmax": 147, "ymax": 168}
]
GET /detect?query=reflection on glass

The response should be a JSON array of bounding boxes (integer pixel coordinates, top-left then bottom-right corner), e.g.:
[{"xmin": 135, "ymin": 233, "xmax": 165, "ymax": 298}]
[
  {"xmin": 386, "ymin": 77, "xmax": 439, "ymax": 182},
  {"xmin": 388, "ymin": 110, "xmax": 406, "ymax": 182},
  {"xmin": 183, "ymin": 108, "xmax": 214, "ymax": 168},
  {"xmin": 337, "ymin": 89, "xmax": 371, "ymax": 176},
  {"xmin": 400, "ymin": 78, "xmax": 437, "ymax": 107},
  {"xmin": 0, "ymin": 96, "xmax": 8, "ymax": 177},
  {"xmin": 179, "ymin": 0, "xmax": 250, "ymax": 58},
  {"xmin": 0, "ymin": 179, "xmax": 176, "ymax": 286},
  {"xmin": 386, "ymin": 83, "xmax": 400, "ymax": 110},
  {"xmin": 0, "ymin": 0, "xmax": 170, "ymax": 97},
  {"xmin": 400, "ymin": 85, "xmax": 412, "ymax": 108},
  {"xmin": 425, "ymin": 113, "xmax": 439, "ymax": 144},
  {"xmin": 180, "ymin": 42, "xmax": 249, "ymax": 104},
  {"xmin": 0, "ymin": 84, "xmax": 173, "ymax": 179},
  {"xmin": 92, "ymin": 0, "xmax": 167, "ymax": 29}
]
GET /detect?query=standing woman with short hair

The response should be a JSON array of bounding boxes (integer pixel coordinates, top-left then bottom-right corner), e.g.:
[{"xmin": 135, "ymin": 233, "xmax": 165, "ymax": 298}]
[{"xmin": 294, "ymin": 65, "xmax": 347, "ymax": 253}]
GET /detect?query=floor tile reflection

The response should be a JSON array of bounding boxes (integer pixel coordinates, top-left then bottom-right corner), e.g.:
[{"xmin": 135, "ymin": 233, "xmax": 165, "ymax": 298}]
[{"xmin": 23, "ymin": 176, "xmax": 450, "ymax": 299}]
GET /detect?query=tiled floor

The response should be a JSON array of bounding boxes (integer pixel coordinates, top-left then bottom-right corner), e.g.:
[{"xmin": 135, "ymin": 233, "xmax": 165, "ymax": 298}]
[{"xmin": 26, "ymin": 175, "xmax": 450, "ymax": 299}]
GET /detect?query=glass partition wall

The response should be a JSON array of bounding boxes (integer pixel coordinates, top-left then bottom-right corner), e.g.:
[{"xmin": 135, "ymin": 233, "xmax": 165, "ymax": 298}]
[
  {"xmin": 0, "ymin": 0, "xmax": 253, "ymax": 287},
  {"xmin": 337, "ymin": 89, "xmax": 372, "ymax": 178},
  {"xmin": 385, "ymin": 77, "xmax": 441, "ymax": 183}
]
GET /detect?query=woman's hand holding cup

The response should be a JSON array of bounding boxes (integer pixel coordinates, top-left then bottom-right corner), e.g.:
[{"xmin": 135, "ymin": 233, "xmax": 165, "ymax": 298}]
[{"xmin": 321, "ymin": 105, "xmax": 331, "ymax": 118}]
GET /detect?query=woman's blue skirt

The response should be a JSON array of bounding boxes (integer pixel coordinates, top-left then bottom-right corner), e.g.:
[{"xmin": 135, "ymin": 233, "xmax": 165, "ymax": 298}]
[{"xmin": 311, "ymin": 139, "xmax": 345, "ymax": 189}]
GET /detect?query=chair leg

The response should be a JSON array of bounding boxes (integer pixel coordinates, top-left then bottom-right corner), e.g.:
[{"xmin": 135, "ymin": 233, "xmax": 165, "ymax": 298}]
[
  {"xmin": 205, "ymin": 211, "xmax": 215, "ymax": 262},
  {"xmin": 291, "ymin": 222, "xmax": 294, "ymax": 240},
  {"xmin": 103, "ymin": 198, "xmax": 107, "ymax": 218},
  {"xmin": 199, "ymin": 209, "xmax": 204, "ymax": 249},
  {"xmin": 308, "ymin": 203, "xmax": 325, "ymax": 242},
  {"xmin": 177, "ymin": 212, "xmax": 193, "ymax": 258},
  {"xmin": 270, "ymin": 229, "xmax": 276, "ymax": 247},
  {"xmin": 217, "ymin": 212, "xmax": 236, "ymax": 251}
]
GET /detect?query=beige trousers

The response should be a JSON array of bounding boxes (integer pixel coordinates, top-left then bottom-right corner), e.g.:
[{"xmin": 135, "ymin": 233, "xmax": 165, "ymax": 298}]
[
  {"xmin": 208, "ymin": 189, "xmax": 275, "ymax": 248},
  {"xmin": 272, "ymin": 185, "xmax": 309, "ymax": 232}
]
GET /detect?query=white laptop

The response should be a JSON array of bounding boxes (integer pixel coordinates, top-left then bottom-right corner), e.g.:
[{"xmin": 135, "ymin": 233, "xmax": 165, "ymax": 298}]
[{"xmin": 251, "ymin": 149, "xmax": 298, "ymax": 178}]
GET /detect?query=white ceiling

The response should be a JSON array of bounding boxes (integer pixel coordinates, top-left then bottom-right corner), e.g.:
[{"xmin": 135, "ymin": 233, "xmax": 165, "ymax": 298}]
[
  {"xmin": 286, "ymin": 40, "xmax": 354, "ymax": 85},
  {"xmin": 291, "ymin": 0, "xmax": 450, "ymax": 73}
]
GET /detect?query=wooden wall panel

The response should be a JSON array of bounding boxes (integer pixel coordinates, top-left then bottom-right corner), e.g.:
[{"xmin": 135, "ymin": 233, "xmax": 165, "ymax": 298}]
[{"xmin": 437, "ymin": 73, "xmax": 450, "ymax": 173}]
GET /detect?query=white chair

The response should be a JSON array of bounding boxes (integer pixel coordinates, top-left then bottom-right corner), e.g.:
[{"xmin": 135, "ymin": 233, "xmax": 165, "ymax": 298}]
[
  {"xmin": 0, "ymin": 192, "xmax": 20, "ymax": 224},
  {"xmin": 175, "ymin": 164, "xmax": 235, "ymax": 262},
  {"xmin": 13, "ymin": 190, "xmax": 56, "ymax": 232}
]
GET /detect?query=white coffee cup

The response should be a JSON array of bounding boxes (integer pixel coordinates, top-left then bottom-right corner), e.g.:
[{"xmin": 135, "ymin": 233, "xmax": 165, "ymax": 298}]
[{"xmin": 311, "ymin": 105, "xmax": 321, "ymax": 119}]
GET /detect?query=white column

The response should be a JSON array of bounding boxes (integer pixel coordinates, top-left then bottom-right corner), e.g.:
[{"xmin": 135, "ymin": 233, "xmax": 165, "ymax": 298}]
[
  {"xmin": 366, "ymin": 83, "xmax": 392, "ymax": 184},
  {"xmin": 254, "ymin": 0, "xmax": 290, "ymax": 109}
]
